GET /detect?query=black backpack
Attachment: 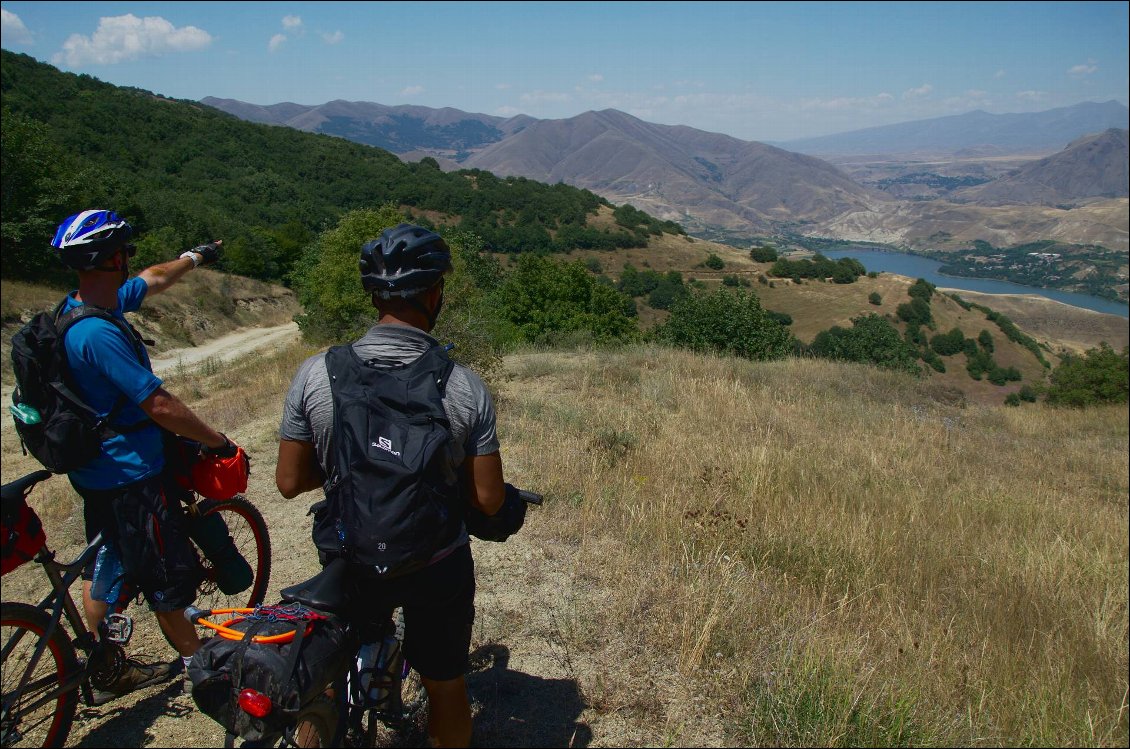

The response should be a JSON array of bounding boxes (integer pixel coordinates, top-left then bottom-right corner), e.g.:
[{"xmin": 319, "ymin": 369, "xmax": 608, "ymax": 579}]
[
  {"xmin": 311, "ymin": 343, "xmax": 463, "ymax": 577},
  {"xmin": 9, "ymin": 298, "xmax": 151, "ymax": 474}
]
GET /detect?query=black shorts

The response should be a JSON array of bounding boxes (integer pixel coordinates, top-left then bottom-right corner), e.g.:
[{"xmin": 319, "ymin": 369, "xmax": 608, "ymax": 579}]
[
  {"xmin": 75, "ymin": 473, "xmax": 200, "ymax": 612},
  {"xmin": 343, "ymin": 543, "xmax": 476, "ymax": 682}
]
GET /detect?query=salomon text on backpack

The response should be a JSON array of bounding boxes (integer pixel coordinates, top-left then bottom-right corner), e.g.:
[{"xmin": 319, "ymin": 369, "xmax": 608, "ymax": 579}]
[
  {"xmin": 311, "ymin": 343, "xmax": 463, "ymax": 577},
  {"xmin": 10, "ymin": 299, "xmax": 151, "ymax": 474}
]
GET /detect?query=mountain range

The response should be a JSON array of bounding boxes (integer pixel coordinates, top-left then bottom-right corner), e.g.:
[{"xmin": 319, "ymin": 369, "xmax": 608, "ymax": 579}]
[
  {"xmin": 201, "ymin": 96, "xmax": 1130, "ymax": 248},
  {"xmin": 777, "ymin": 100, "xmax": 1129, "ymax": 156}
]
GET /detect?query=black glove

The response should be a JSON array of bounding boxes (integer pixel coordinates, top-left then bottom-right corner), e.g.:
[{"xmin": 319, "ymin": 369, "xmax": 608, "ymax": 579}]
[
  {"xmin": 191, "ymin": 241, "xmax": 222, "ymax": 266},
  {"xmin": 465, "ymin": 483, "xmax": 528, "ymax": 542},
  {"xmin": 204, "ymin": 433, "xmax": 238, "ymax": 459}
]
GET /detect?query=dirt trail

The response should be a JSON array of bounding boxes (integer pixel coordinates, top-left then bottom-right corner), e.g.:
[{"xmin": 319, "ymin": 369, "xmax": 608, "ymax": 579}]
[
  {"xmin": 3, "ymin": 322, "xmax": 723, "ymax": 748},
  {"xmin": 147, "ymin": 322, "xmax": 301, "ymax": 377}
]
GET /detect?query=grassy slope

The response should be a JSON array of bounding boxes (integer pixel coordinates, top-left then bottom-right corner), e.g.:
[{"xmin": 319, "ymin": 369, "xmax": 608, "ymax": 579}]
[
  {"xmin": 534, "ymin": 223, "xmax": 1105, "ymax": 405},
  {"xmin": 2, "ymin": 333, "xmax": 1124, "ymax": 746},
  {"xmin": 502, "ymin": 345, "xmax": 1129, "ymax": 747}
]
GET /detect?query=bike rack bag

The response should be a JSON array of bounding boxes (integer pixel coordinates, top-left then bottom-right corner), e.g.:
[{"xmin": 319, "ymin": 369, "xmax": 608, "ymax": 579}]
[{"xmin": 187, "ymin": 603, "xmax": 356, "ymax": 743}]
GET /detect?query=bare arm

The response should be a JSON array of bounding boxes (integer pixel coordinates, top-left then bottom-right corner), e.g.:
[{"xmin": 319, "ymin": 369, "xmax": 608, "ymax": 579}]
[
  {"xmin": 463, "ymin": 451, "xmax": 505, "ymax": 516},
  {"xmin": 138, "ymin": 240, "xmax": 222, "ymax": 296},
  {"xmin": 138, "ymin": 387, "xmax": 226, "ymax": 449},
  {"xmin": 276, "ymin": 439, "xmax": 326, "ymax": 498}
]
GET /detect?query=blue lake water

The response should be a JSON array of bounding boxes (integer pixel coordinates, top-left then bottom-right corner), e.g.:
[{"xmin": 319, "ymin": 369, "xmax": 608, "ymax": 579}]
[{"xmin": 822, "ymin": 249, "xmax": 1129, "ymax": 319}]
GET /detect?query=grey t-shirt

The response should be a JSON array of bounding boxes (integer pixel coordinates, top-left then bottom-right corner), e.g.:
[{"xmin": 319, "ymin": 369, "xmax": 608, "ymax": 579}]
[{"xmin": 279, "ymin": 323, "xmax": 500, "ymax": 555}]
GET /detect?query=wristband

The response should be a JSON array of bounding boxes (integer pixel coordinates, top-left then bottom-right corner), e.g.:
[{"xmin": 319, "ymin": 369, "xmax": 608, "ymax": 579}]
[{"xmin": 179, "ymin": 251, "xmax": 202, "ymax": 268}]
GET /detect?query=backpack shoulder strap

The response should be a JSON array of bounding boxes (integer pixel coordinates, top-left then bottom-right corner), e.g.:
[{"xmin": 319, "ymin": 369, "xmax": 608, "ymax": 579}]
[{"xmin": 53, "ymin": 301, "xmax": 152, "ymax": 435}]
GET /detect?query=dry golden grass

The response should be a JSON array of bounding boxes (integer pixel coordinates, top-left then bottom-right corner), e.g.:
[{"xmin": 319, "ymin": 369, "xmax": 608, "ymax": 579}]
[
  {"xmin": 4, "ymin": 313, "xmax": 1125, "ymax": 745},
  {"xmin": 500, "ymin": 345, "xmax": 1129, "ymax": 746}
]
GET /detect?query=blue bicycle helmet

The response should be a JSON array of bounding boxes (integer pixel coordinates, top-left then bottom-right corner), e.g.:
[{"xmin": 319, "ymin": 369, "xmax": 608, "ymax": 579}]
[
  {"xmin": 360, "ymin": 223, "xmax": 452, "ymax": 299},
  {"xmin": 51, "ymin": 210, "xmax": 133, "ymax": 270}
]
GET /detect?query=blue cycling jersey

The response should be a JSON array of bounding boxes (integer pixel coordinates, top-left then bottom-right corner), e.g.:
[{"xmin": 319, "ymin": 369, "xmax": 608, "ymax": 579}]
[{"xmin": 62, "ymin": 277, "xmax": 165, "ymax": 489}]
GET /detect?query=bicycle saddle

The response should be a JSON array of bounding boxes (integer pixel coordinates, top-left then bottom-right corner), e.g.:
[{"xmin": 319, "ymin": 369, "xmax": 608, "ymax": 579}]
[
  {"xmin": 280, "ymin": 556, "xmax": 350, "ymax": 613},
  {"xmin": 1, "ymin": 470, "xmax": 52, "ymax": 509}
]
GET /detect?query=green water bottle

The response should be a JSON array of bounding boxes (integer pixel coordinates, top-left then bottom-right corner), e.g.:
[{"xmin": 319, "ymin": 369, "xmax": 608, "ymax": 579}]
[{"xmin": 10, "ymin": 403, "xmax": 42, "ymax": 425}]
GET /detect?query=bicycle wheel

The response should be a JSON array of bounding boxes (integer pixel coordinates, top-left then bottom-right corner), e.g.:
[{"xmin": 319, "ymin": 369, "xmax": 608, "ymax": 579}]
[
  {"xmin": 286, "ymin": 696, "xmax": 341, "ymax": 748},
  {"xmin": 1, "ymin": 602, "xmax": 80, "ymax": 748},
  {"xmin": 192, "ymin": 496, "xmax": 271, "ymax": 611}
]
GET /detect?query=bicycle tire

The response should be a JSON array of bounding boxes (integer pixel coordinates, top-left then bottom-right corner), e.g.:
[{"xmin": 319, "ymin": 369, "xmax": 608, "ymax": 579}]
[
  {"xmin": 1, "ymin": 602, "xmax": 80, "ymax": 749},
  {"xmin": 193, "ymin": 496, "xmax": 271, "ymax": 611},
  {"xmin": 286, "ymin": 696, "xmax": 341, "ymax": 748}
]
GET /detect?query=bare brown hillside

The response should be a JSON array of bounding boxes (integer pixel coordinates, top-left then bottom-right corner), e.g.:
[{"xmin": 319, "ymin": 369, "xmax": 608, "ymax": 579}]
[{"xmin": 0, "ymin": 271, "xmax": 299, "ymax": 387}]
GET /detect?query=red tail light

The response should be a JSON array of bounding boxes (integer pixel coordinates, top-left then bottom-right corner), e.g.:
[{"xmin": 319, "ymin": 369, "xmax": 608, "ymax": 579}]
[{"xmin": 238, "ymin": 688, "xmax": 272, "ymax": 718}]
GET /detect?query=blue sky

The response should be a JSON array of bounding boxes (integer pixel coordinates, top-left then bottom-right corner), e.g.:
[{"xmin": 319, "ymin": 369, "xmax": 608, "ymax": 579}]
[{"xmin": 2, "ymin": 1, "xmax": 1127, "ymax": 141}]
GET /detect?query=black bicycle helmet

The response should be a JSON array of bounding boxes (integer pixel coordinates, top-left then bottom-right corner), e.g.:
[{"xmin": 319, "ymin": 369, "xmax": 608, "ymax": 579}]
[
  {"xmin": 51, "ymin": 209, "xmax": 133, "ymax": 270},
  {"xmin": 360, "ymin": 223, "xmax": 452, "ymax": 299}
]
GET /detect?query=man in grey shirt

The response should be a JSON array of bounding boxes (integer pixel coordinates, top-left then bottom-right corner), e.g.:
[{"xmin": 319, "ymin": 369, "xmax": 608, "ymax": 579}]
[{"xmin": 276, "ymin": 224, "xmax": 507, "ymax": 748}]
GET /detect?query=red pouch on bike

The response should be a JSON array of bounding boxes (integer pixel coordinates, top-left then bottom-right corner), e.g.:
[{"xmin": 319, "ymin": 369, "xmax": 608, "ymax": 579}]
[
  {"xmin": 191, "ymin": 447, "xmax": 249, "ymax": 501},
  {"xmin": 1, "ymin": 502, "xmax": 46, "ymax": 576}
]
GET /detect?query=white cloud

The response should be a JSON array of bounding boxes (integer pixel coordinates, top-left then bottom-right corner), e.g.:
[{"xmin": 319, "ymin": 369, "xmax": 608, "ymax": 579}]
[
  {"xmin": 321, "ymin": 30, "xmax": 344, "ymax": 45},
  {"xmin": 282, "ymin": 15, "xmax": 303, "ymax": 30},
  {"xmin": 1016, "ymin": 90, "xmax": 1048, "ymax": 102},
  {"xmin": 268, "ymin": 33, "xmax": 287, "ymax": 52},
  {"xmin": 994, "ymin": 69, "xmax": 1006, "ymax": 79},
  {"xmin": 903, "ymin": 83, "xmax": 933, "ymax": 99},
  {"xmin": 1068, "ymin": 62, "xmax": 1098, "ymax": 76},
  {"xmin": 495, "ymin": 105, "xmax": 522, "ymax": 117},
  {"xmin": 520, "ymin": 90, "xmax": 571, "ymax": 104},
  {"xmin": 495, "ymin": 82, "xmax": 512, "ymax": 90},
  {"xmin": 799, "ymin": 93, "xmax": 896, "ymax": 111},
  {"xmin": 53, "ymin": 14, "xmax": 211, "ymax": 66},
  {"xmin": 1, "ymin": 9, "xmax": 33, "ymax": 45},
  {"xmin": 588, "ymin": 73, "xmax": 604, "ymax": 83},
  {"xmin": 400, "ymin": 85, "xmax": 424, "ymax": 96}
]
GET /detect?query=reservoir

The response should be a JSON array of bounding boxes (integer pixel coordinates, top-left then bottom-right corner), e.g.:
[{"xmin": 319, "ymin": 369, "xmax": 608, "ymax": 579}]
[{"xmin": 822, "ymin": 249, "xmax": 1129, "ymax": 319}]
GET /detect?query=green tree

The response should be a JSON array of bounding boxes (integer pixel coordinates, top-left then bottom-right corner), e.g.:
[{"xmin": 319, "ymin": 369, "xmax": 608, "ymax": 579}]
[
  {"xmin": 868, "ymin": 292, "xmax": 882, "ymax": 306},
  {"xmin": 810, "ymin": 314, "xmax": 921, "ymax": 376},
  {"xmin": 749, "ymin": 245, "xmax": 778, "ymax": 262},
  {"xmin": 1045, "ymin": 344, "xmax": 1129, "ymax": 407},
  {"xmin": 657, "ymin": 288, "xmax": 793, "ymax": 361},
  {"xmin": 930, "ymin": 328, "xmax": 966, "ymax": 357},
  {"xmin": 704, "ymin": 253, "xmax": 725, "ymax": 270},
  {"xmin": 494, "ymin": 253, "xmax": 638, "ymax": 344}
]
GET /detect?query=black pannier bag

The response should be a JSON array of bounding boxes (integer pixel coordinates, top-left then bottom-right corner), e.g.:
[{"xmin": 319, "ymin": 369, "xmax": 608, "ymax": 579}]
[{"xmin": 187, "ymin": 603, "xmax": 357, "ymax": 743}]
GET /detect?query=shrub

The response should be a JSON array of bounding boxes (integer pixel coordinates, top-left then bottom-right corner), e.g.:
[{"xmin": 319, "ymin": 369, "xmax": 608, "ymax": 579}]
[
  {"xmin": 1045, "ymin": 344, "xmax": 1129, "ymax": 407},
  {"xmin": 1004, "ymin": 393, "xmax": 1021, "ymax": 406},
  {"xmin": 657, "ymin": 288, "xmax": 793, "ymax": 361},
  {"xmin": 749, "ymin": 245, "xmax": 778, "ymax": 263},
  {"xmin": 704, "ymin": 253, "xmax": 725, "ymax": 270},
  {"xmin": 908, "ymin": 278, "xmax": 936, "ymax": 300},
  {"xmin": 495, "ymin": 253, "xmax": 639, "ymax": 345},
  {"xmin": 809, "ymin": 313, "xmax": 921, "ymax": 376},
  {"xmin": 930, "ymin": 328, "xmax": 966, "ymax": 357},
  {"xmin": 978, "ymin": 329, "xmax": 994, "ymax": 353},
  {"xmin": 868, "ymin": 292, "xmax": 882, "ymax": 306},
  {"xmin": 897, "ymin": 297, "xmax": 933, "ymax": 328}
]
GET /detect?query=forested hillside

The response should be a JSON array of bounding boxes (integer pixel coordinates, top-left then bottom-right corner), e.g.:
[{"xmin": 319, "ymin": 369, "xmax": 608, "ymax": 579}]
[{"xmin": 0, "ymin": 51, "xmax": 681, "ymax": 286}]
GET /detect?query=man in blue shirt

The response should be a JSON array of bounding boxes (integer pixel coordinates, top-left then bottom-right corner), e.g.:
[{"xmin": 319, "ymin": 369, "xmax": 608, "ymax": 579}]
[{"xmin": 51, "ymin": 209, "xmax": 245, "ymax": 704}]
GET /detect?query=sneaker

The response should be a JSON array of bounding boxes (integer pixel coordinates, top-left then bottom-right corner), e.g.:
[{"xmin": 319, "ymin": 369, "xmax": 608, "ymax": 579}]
[{"xmin": 91, "ymin": 657, "xmax": 178, "ymax": 706}]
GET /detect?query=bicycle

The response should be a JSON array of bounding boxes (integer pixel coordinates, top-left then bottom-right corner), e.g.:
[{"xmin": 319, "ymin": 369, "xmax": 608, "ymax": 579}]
[
  {"xmin": 187, "ymin": 489, "xmax": 543, "ymax": 748},
  {"xmin": 1, "ymin": 469, "xmax": 272, "ymax": 748}
]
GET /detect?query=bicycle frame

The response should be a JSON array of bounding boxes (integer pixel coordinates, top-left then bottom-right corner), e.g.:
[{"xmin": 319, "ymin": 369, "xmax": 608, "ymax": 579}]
[{"xmin": 2, "ymin": 532, "xmax": 105, "ymax": 724}]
